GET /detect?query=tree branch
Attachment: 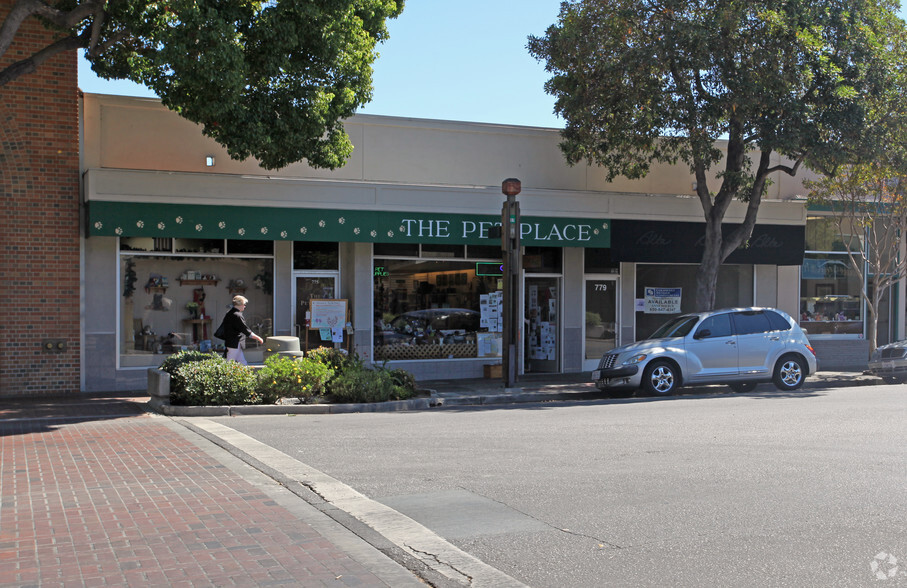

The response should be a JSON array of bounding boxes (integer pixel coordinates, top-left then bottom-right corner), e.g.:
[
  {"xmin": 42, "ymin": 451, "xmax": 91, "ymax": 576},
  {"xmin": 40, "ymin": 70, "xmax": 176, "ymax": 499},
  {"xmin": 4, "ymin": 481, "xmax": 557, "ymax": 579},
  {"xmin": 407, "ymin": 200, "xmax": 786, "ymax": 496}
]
[
  {"xmin": 0, "ymin": 34, "xmax": 86, "ymax": 87},
  {"xmin": 766, "ymin": 153, "xmax": 805, "ymax": 176}
]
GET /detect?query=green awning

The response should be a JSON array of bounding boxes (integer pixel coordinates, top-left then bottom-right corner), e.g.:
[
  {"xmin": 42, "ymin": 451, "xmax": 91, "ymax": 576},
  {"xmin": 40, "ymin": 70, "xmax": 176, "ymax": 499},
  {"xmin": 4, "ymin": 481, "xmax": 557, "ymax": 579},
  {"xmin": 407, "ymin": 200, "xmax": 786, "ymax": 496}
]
[{"xmin": 88, "ymin": 201, "xmax": 610, "ymax": 248}]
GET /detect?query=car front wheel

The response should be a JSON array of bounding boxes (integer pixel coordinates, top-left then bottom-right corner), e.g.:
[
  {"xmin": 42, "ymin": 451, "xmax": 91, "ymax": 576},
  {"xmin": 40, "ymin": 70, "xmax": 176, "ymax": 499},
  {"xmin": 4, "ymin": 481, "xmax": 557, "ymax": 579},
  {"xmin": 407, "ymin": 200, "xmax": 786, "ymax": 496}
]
[
  {"xmin": 773, "ymin": 355, "xmax": 806, "ymax": 391},
  {"xmin": 642, "ymin": 361, "xmax": 678, "ymax": 396}
]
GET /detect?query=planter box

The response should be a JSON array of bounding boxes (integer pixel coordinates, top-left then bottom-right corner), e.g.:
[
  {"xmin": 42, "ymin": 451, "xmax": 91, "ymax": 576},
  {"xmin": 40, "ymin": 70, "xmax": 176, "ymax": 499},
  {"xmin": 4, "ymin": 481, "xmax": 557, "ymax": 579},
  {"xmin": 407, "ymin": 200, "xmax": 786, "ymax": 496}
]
[{"xmin": 483, "ymin": 364, "xmax": 502, "ymax": 379}]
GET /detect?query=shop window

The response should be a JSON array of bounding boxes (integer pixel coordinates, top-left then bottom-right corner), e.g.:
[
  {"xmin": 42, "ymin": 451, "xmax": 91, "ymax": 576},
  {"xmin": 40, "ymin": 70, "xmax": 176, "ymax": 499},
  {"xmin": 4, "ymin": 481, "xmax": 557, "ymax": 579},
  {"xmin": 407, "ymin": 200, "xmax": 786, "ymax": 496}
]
[
  {"xmin": 373, "ymin": 259, "xmax": 502, "ymax": 361},
  {"xmin": 805, "ymin": 216, "xmax": 862, "ymax": 252},
  {"xmin": 120, "ymin": 237, "xmax": 173, "ymax": 253},
  {"xmin": 374, "ymin": 242, "xmax": 420, "ymax": 257},
  {"xmin": 422, "ymin": 244, "xmax": 465, "ymax": 258},
  {"xmin": 524, "ymin": 247, "xmax": 562, "ymax": 273},
  {"xmin": 174, "ymin": 238, "xmax": 224, "ymax": 254},
  {"xmin": 293, "ymin": 241, "xmax": 338, "ymax": 270},
  {"xmin": 467, "ymin": 244, "xmax": 502, "ymax": 260},
  {"xmin": 584, "ymin": 248, "xmax": 619, "ymax": 273},
  {"xmin": 119, "ymin": 255, "xmax": 273, "ymax": 368},
  {"xmin": 635, "ymin": 264, "xmax": 753, "ymax": 339},
  {"xmin": 799, "ymin": 253, "xmax": 863, "ymax": 335},
  {"xmin": 229, "ymin": 240, "xmax": 274, "ymax": 255}
]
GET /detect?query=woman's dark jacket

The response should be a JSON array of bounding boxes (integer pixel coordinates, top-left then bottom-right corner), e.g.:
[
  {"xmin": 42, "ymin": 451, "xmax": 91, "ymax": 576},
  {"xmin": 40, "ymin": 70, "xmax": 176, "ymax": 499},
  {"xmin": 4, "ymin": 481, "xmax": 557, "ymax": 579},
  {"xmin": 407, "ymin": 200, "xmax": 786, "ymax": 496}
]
[{"xmin": 222, "ymin": 307, "xmax": 253, "ymax": 349}]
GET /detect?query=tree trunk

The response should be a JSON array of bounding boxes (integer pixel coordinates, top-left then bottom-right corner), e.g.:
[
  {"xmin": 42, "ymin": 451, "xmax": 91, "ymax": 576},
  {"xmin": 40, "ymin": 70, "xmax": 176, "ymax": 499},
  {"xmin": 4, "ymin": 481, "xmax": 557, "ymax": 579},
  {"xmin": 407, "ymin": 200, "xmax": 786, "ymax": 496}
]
[
  {"xmin": 867, "ymin": 274, "xmax": 883, "ymax": 357},
  {"xmin": 866, "ymin": 313, "xmax": 878, "ymax": 358},
  {"xmin": 695, "ymin": 217, "xmax": 724, "ymax": 310}
]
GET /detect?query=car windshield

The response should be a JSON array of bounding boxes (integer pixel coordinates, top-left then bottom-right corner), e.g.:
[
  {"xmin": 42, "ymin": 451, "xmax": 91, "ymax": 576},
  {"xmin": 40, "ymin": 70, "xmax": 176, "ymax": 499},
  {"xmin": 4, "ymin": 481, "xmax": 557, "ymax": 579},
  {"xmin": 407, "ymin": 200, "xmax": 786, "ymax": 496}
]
[{"xmin": 649, "ymin": 315, "xmax": 700, "ymax": 339}]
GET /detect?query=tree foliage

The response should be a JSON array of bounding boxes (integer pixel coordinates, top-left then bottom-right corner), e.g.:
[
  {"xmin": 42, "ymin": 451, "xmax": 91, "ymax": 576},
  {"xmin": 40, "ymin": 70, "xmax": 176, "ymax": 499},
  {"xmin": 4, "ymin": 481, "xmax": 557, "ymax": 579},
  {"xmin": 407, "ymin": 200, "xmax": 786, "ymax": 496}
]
[
  {"xmin": 0, "ymin": 0, "xmax": 403, "ymax": 169},
  {"xmin": 529, "ymin": 0, "xmax": 907, "ymax": 309},
  {"xmin": 806, "ymin": 164, "xmax": 907, "ymax": 354}
]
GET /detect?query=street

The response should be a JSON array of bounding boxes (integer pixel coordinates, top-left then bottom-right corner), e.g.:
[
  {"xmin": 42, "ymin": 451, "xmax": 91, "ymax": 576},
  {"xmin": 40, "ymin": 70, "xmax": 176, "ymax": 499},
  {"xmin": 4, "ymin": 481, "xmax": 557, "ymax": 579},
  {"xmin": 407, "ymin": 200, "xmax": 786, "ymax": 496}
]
[{"xmin": 200, "ymin": 384, "xmax": 907, "ymax": 587}]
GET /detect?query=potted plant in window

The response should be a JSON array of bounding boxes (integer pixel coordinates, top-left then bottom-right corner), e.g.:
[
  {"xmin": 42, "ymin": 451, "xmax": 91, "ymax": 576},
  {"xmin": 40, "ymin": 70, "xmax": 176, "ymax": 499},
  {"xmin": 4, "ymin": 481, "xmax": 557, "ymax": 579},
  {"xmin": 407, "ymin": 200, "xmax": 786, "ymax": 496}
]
[{"xmin": 186, "ymin": 301, "xmax": 199, "ymax": 319}]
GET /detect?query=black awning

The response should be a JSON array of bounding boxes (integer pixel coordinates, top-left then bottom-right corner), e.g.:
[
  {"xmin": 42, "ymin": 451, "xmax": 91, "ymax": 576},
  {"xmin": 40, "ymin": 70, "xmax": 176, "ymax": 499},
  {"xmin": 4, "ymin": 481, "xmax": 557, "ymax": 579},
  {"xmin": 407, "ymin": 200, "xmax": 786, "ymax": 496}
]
[{"xmin": 611, "ymin": 220, "xmax": 805, "ymax": 266}]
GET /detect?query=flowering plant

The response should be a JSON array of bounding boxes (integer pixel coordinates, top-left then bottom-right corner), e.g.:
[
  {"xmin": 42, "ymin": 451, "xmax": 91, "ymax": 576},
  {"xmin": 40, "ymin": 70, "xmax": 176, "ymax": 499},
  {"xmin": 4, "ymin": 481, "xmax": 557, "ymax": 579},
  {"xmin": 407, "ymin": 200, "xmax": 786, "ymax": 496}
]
[{"xmin": 256, "ymin": 355, "xmax": 332, "ymax": 402}]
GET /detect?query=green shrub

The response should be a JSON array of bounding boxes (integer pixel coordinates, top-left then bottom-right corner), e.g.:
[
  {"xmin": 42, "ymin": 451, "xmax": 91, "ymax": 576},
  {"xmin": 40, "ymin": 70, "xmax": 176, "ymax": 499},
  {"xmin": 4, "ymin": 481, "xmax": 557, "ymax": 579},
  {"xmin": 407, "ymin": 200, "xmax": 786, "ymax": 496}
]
[
  {"xmin": 379, "ymin": 364, "xmax": 417, "ymax": 395},
  {"xmin": 256, "ymin": 355, "xmax": 333, "ymax": 402},
  {"xmin": 160, "ymin": 350, "xmax": 220, "ymax": 398},
  {"xmin": 328, "ymin": 363, "xmax": 416, "ymax": 403},
  {"xmin": 171, "ymin": 360, "xmax": 259, "ymax": 406},
  {"xmin": 306, "ymin": 346, "xmax": 359, "ymax": 373}
]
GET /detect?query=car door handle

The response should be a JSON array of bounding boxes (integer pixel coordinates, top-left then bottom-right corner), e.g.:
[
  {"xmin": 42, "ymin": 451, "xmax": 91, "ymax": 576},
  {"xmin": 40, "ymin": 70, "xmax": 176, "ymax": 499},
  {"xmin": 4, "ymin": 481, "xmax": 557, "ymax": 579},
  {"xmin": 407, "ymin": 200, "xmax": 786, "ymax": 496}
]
[
  {"xmin": 726, "ymin": 341, "xmax": 736, "ymax": 345},
  {"xmin": 770, "ymin": 336, "xmax": 780, "ymax": 341}
]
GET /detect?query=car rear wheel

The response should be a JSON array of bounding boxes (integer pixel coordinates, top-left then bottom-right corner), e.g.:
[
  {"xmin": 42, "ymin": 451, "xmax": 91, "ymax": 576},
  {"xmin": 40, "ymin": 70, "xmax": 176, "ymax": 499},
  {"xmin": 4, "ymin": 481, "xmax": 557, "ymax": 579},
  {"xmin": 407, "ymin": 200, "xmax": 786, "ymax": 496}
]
[
  {"xmin": 729, "ymin": 382, "xmax": 757, "ymax": 393},
  {"xmin": 642, "ymin": 361, "xmax": 678, "ymax": 396},
  {"xmin": 773, "ymin": 355, "xmax": 806, "ymax": 391}
]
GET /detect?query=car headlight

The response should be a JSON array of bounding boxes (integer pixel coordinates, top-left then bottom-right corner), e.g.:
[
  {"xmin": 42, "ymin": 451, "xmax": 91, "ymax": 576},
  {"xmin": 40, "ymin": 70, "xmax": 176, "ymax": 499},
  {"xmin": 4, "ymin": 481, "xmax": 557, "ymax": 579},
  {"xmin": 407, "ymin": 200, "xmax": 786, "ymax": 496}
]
[{"xmin": 621, "ymin": 353, "xmax": 647, "ymax": 366}]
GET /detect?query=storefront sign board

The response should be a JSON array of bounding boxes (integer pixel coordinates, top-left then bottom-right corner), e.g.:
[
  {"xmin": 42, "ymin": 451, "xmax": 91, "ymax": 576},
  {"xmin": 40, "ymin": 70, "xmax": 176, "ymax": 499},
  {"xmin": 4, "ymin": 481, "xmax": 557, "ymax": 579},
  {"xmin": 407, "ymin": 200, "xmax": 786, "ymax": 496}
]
[{"xmin": 88, "ymin": 201, "xmax": 610, "ymax": 248}]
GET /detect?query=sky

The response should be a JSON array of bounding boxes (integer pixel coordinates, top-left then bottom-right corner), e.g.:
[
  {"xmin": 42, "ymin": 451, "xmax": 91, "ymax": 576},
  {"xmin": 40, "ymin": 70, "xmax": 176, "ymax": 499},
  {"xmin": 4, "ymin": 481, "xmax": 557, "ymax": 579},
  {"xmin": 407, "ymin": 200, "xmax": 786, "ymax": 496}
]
[{"xmin": 77, "ymin": 0, "xmax": 907, "ymax": 131}]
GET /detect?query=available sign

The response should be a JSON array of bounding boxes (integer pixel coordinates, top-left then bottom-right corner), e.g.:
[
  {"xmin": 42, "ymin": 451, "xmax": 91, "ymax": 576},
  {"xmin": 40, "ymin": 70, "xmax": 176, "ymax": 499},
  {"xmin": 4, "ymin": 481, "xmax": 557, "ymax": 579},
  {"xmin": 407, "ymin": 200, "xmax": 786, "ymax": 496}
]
[{"xmin": 644, "ymin": 287, "xmax": 681, "ymax": 314}]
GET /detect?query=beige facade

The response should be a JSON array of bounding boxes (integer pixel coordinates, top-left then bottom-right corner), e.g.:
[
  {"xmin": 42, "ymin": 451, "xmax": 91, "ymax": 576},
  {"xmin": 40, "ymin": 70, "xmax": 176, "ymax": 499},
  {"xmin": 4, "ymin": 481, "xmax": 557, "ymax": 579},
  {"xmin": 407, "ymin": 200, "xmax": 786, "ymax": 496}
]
[{"xmin": 81, "ymin": 93, "xmax": 813, "ymax": 391}]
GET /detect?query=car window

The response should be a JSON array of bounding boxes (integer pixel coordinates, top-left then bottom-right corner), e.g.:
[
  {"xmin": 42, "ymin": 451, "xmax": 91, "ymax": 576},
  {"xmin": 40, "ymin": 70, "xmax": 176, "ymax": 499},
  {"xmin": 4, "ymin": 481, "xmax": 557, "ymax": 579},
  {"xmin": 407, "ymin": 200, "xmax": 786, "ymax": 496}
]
[
  {"xmin": 732, "ymin": 311, "xmax": 772, "ymax": 335},
  {"xmin": 694, "ymin": 313, "xmax": 733, "ymax": 338},
  {"xmin": 650, "ymin": 315, "xmax": 700, "ymax": 338},
  {"xmin": 765, "ymin": 310, "xmax": 792, "ymax": 331}
]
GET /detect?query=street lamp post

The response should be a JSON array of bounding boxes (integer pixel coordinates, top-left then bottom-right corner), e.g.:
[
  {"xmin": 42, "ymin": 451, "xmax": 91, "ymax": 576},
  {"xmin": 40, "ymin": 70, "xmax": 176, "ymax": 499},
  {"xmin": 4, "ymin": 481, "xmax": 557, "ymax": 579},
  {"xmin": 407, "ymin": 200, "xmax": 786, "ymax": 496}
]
[{"xmin": 501, "ymin": 178, "xmax": 522, "ymax": 390}]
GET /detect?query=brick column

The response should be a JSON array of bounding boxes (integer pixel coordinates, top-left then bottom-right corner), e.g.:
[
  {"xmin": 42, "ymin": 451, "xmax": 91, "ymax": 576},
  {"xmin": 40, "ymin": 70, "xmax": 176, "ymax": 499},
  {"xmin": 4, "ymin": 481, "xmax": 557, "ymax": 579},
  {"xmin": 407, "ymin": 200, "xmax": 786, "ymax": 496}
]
[{"xmin": 0, "ymin": 5, "xmax": 81, "ymax": 395}]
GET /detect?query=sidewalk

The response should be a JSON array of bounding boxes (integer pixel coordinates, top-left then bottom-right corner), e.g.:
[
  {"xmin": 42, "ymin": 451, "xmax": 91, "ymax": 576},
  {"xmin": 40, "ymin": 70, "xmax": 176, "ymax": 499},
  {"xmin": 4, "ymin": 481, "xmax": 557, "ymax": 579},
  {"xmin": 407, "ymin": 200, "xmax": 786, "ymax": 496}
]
[
  {"xmin": 152, "ymin": 369, "xmax": 882, "ymax": 416},
  {"xmin": 0, "ymin": 393, "xmax": 422, "ymax": 587}
]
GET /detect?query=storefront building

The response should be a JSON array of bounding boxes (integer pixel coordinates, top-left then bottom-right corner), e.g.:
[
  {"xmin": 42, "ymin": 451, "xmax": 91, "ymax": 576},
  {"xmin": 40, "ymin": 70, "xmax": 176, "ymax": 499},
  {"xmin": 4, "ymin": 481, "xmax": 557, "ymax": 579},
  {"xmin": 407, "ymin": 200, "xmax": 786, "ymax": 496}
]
[{"xmin": 82, "ymin": 93, "xmax": 824, "ymax": 391}]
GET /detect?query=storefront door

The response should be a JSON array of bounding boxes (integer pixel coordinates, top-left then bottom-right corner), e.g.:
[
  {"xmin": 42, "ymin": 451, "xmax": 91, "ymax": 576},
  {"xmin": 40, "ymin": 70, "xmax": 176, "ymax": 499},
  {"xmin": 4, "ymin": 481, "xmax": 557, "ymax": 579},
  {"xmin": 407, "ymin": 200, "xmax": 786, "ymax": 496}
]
[
  {"xmin": 294, "ymin": 274, "xmax": 338, "ymax": 346},
  {"xmin": 584, "ymin": 277, "xmax": 619, "ymax": 371},
  {"xmin": 524, "ymin": 276, "xmax": 560, "ymax": 373}
]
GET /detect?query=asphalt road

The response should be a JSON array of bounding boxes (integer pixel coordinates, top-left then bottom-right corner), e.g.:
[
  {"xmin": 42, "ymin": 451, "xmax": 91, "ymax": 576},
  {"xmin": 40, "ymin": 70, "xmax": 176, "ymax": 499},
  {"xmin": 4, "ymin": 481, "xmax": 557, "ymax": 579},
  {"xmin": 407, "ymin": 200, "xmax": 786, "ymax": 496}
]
[{"xmin": 202, "ymin": 385, "xmax": 906, "ymax": 587}]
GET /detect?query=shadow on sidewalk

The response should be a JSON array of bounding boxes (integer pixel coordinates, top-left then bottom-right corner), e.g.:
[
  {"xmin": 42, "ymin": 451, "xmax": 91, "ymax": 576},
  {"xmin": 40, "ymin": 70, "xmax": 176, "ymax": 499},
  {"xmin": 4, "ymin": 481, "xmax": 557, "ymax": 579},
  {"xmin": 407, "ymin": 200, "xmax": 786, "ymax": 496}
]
[{"xmin": 0, "ymin": 392, "xmax": 150, "ymax": 436}]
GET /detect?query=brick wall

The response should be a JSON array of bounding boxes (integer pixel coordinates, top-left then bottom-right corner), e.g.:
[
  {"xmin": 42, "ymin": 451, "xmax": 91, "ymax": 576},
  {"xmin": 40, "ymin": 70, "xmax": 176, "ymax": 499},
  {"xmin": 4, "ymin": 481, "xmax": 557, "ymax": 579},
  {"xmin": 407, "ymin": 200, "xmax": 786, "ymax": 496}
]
[{"xmin": 0, "ymin": 4, "xmax": 81, "ymax": 395}]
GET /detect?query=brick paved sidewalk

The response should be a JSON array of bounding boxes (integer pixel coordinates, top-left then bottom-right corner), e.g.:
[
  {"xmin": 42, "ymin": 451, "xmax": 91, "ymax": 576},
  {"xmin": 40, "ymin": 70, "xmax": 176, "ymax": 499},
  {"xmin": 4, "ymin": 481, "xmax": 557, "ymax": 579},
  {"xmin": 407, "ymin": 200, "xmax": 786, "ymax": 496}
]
[{"xmin": 0, "ymin": 395, "xmax": 418, "ymax": 587}]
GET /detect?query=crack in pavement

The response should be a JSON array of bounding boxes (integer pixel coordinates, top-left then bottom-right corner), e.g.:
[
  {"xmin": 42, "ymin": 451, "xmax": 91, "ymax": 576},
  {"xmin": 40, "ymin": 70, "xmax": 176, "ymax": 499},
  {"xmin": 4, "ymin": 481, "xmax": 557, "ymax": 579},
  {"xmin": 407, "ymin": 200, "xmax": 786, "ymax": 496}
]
[
  {"xmin": 405, "ymin": 544, "xmax": 474, "ymax": 584},
  {"xmin": 458, "ymin": 485, "xmax": 624, "ymax": 550}
]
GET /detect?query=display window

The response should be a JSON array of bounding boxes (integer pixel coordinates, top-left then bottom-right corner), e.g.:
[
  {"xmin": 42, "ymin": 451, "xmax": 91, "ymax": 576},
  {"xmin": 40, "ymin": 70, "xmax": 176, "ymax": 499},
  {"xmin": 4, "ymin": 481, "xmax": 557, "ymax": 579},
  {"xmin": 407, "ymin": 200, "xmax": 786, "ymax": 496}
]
[
  {"xmin": 373, "ymin": 258, "xmax": 502, "ymax": 361},
  {"xmin": 799, "ymin": 253, "xmax": 863, "ymax": 335},
  {"xmin": 293, "ymin": 241, "xmax": 339, "ymax": 270},
  {"xmin": 635, "ymin": 264, "xmax": 754, "ymax": 338},
  {"xmin": 119, "ymin": 242, "xmax": 273, "ymax": 367},
  {"xmin": 800, "ymin": 216, "xmax": 865, "ymax": 336}
]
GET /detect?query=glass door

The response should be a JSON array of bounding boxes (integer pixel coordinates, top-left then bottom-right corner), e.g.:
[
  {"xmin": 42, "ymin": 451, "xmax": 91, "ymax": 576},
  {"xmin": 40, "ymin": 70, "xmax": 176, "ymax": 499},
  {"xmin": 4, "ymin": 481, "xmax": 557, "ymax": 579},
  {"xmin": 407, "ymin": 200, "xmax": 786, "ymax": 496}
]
[
  {"xmin": 584, "ymin": 277, "xmax": 619, "ymax": 371},
  {"xmin": 524, "ymin": 276, "xmax": 560, "ymax": 373},
  {"xmin": 294, "ymin": 274, "xmax": 338, "ymax": 347}
]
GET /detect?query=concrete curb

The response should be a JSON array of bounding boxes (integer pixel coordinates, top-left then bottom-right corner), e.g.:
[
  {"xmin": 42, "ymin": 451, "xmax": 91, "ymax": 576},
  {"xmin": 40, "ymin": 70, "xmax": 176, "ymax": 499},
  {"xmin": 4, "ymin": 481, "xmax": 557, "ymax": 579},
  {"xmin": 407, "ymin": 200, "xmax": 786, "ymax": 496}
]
[{"xmin": 149, "ymin": 375, "xmax": 881, "ymax": 416}]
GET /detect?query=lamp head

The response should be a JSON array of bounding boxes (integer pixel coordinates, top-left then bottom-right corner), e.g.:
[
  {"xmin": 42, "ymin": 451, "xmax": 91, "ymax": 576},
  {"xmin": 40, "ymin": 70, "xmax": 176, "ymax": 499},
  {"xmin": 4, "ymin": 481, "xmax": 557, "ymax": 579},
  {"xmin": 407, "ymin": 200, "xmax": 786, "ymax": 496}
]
[{"xmin": 501, "ymin": 178, "xmax": 521, "ymax": 197}]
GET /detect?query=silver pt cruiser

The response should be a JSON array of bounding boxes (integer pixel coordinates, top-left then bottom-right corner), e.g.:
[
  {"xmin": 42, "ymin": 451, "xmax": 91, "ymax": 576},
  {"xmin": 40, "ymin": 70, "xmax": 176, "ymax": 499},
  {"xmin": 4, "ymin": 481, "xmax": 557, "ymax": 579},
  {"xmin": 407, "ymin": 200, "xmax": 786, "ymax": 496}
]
[{"xmin": 592, "ymin": 307, "xmax": 817, "ymax": 396}]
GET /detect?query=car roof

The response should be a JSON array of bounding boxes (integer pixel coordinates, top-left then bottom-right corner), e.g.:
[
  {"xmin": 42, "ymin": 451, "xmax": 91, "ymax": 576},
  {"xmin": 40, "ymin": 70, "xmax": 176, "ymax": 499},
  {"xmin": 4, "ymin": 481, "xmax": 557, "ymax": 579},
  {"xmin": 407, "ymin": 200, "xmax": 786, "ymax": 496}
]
[{"xmin": 679, "ymin": 307, "xmax": 790, "ymax": 319}]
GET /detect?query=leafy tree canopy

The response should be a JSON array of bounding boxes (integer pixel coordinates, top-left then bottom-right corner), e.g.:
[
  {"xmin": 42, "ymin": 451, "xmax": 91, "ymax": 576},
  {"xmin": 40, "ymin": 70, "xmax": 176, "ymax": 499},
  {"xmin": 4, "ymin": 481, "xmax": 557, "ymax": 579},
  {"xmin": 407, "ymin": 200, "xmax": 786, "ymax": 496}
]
[
  {"xmin": 529, "ymin": 0, "xmax": 907, "ymax": 308},
  {"xmin": 0, "ymin": 0, "xmax": 404, "ymax": 169}
]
